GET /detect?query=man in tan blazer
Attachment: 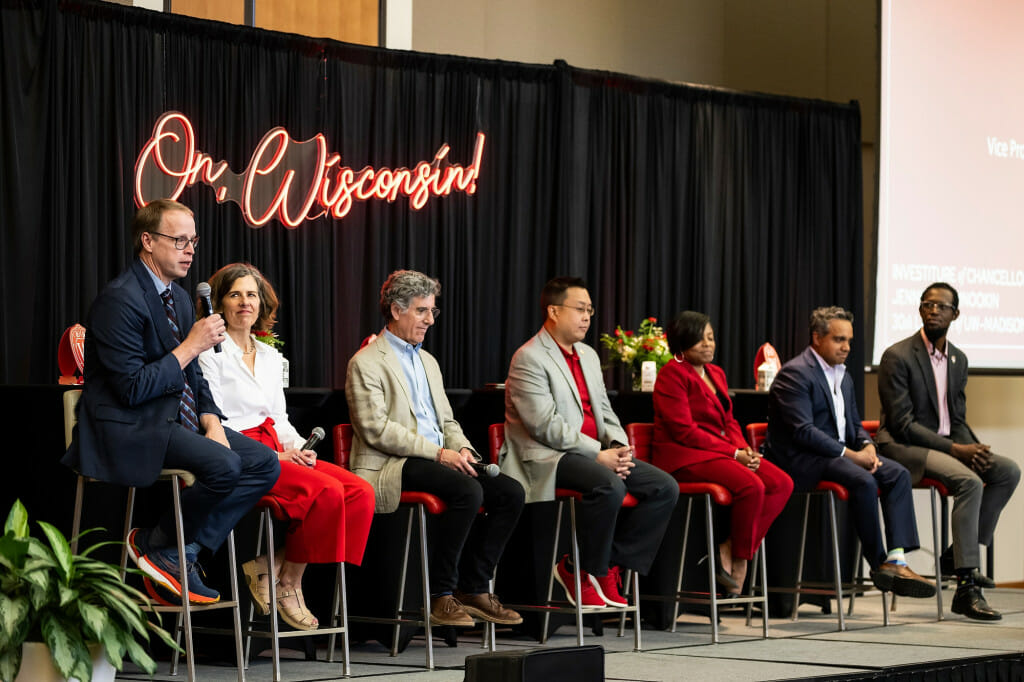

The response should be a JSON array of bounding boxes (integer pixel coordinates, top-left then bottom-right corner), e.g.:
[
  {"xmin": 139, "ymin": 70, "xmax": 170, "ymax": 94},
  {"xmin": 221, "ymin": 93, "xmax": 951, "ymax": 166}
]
[
  {"xmin": 346, "ymin": 270, "xmax": 525, "ymax": 627},
  {"xmin": 501, "ymin": 276, "xmax": 678, "ymax": 608}
]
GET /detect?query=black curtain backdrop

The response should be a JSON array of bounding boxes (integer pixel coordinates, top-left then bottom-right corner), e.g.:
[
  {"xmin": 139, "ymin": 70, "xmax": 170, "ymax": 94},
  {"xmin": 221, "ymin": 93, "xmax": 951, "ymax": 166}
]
[{"xmin": 1, "ymin": 0, "xmax": 865, "ymax": 399}]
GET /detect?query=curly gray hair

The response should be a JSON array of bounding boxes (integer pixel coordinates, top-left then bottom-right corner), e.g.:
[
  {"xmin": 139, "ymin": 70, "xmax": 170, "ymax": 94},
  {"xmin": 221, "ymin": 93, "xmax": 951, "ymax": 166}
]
[
  {"xmin": 809, "ymin": 306, "xmax": 854, "ymax": 339},
  {"xmin": 379, "ymin": 270, "xmax": 441, "ymax": 319}
]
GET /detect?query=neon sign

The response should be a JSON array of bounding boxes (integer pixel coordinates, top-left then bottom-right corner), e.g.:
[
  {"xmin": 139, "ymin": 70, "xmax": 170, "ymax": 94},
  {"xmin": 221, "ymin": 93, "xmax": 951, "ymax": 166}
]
[{"xmin": 134, "ymin": 112, "xmax": 486, "ymax": 227}]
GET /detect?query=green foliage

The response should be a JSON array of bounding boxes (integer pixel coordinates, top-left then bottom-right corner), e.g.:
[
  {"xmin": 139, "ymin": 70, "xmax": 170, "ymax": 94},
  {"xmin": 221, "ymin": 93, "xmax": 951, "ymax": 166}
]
[
  {"xmin": 0, "ymin": 500, "xmax": 180, "ymax": 682},
  {"xmin": 599, "ymin": 316, "xmax": 672, "ymax": 370}
]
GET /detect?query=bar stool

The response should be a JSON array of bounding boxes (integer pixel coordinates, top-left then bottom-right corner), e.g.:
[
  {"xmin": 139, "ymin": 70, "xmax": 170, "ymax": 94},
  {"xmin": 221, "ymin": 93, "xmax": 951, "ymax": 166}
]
[
  {"xmin": 244, "ymin": 495, "xmax": 351, "ymax": 680},
  {"xmin": 625, "ymin": 423, "xmax": 768, "ymax": 643},
  {"xmin": 334, "ymin": 424, "xmax": 484, "ymax": 670},
  {"xmin": 746, "ymin": 422, "xmax": 888, "ymax": 632},
  {"xmin": 65, "ymin": 388, "xmax": 247, "ymax": 682},
  {"xmin": 857, "ymin": 420, "xmax": 945, "ymax": 621},
  {"xmin": 487, "ymin": 424, "xmax": 642, "ymax": 650}
]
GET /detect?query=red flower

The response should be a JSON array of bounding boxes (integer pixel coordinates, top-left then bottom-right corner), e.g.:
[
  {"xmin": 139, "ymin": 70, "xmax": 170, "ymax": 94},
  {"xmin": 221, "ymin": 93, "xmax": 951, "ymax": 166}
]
[
  {"xmin": 648, "ymin": 317, "xmax": 657, "ymax": 323},
  {"xmin": 615, "ymin": 329, "xmax": 622, "ymax": 336},
  {"xmin": 625, "ymin": 330, "xmax": 634, "ymax": 337}
]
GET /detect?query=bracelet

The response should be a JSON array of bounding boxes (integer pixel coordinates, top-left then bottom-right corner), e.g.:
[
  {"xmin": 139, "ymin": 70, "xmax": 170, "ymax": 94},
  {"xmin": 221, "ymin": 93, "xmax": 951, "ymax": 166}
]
[
  {"xmin": 437, "ymin": 447, "xmax": 444, "ymax": 462},
  {"xmin": 734, "ymin": 450, "xmax": 741, "ymax": 460}
]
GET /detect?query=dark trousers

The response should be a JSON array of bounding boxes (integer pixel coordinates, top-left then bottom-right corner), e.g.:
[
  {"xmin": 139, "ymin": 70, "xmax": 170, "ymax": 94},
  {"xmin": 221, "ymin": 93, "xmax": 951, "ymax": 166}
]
[
  {"xmin": 815, "ymin": 454, "xmax": 918, "ymax": 570},
  {"xmin": 555, "ymin": 455, "xmax": 679, "ymax": 576},
  {"xmin": 161, "ymin": 425, "xmax": 280, "ymax": 552},
  {"xmin": 401, "ymin": 458, "xmax": 525, "ymax": 594}
]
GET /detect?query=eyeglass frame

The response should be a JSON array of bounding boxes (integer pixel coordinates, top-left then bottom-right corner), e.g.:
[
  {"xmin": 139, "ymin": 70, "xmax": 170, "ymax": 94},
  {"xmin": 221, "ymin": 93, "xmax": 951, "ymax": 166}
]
[
  {"xmin": 410, "ymin": 306, "xmax": 441, "ymax": 319},
  {"xmin": 552, "ymin": 303, "xmax": 596, "ymax": 317},
  {"xmin": 919, "ymin": 301, "xmax": 956, "ymax": 313},
  {"xmin": 148, "ymin": 231, "xmax": 200, "ymax": 250}
]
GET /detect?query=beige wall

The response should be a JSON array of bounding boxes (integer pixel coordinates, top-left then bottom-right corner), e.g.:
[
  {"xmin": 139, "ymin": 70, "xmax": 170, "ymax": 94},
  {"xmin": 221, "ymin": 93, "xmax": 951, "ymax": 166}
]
[{"xmin": 412, "ymin": 0, "xmax": 1024, "ymax": 583}]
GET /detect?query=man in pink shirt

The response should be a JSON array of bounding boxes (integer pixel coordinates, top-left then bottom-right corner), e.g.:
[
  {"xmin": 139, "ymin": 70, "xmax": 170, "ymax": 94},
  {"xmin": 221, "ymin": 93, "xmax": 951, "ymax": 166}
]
[{"xmin": 876, "ymin": 283, "xmax": 1020, "ymax": 621}]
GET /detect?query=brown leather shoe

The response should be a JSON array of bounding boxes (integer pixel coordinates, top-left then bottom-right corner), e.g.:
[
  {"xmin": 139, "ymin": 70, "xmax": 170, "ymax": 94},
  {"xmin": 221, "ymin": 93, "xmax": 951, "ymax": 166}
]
[
  {"xmin": 455, "ymin": 591, "xmax": 523, "ymax": 625},
  {"xmin": 871, "ymin": 562, "xmax": 937, "ymax": 598},
  {"xmin": 429, "ymin": 594, "xmax": 475, "ymax": 627}
]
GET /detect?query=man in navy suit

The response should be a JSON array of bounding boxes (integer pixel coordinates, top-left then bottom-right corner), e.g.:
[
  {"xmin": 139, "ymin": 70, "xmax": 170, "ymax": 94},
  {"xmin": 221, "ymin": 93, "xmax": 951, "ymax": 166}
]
[
  {"xmin": 765, "ymin": 306, "xmax": 934, "ymax": 598},
  {"xmin": 877, "ymin": 283, "xmax": 1020, "ymax": 620},
  {"xmin": 63, "ymin": 199, "xmax": 279, "ymax": 604}
]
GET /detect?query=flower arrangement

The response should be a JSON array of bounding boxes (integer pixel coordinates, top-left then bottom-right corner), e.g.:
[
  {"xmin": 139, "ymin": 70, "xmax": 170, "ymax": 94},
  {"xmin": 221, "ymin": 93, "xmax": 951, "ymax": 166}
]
[
  {"xmin": 599, "ymin": 317, "xmax": 672, "ymax": 378},
  {"xmin": 253, "ymin": 330, "xmax": 284, "ymax": 350}
]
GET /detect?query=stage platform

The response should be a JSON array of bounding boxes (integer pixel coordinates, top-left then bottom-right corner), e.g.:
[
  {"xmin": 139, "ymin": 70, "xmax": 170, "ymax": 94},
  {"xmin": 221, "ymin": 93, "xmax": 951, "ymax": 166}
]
[{"xmin": 113, "ymin": 587, "xmax": 1024, "ymax": 681}]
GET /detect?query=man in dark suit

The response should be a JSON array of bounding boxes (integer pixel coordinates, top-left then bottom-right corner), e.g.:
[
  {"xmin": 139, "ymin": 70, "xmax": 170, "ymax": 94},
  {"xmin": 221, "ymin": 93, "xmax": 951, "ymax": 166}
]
[
  {"xmin": 766, "ymin": 306, "xmax": 934, "ymax": 598},
  {"xmin": 876, "ymin": 282, "xmax": 1020, "ymax": 620},
  {"xmin": 63, "ymin": 199, "xmax": 279, "ymax": 604}
]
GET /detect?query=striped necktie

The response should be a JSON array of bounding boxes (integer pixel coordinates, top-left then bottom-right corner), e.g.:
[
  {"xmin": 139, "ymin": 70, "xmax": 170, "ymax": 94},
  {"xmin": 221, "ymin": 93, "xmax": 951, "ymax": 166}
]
[{"xmin": 160, "ymin": 289, "xmax": 200, "ymax": 432}]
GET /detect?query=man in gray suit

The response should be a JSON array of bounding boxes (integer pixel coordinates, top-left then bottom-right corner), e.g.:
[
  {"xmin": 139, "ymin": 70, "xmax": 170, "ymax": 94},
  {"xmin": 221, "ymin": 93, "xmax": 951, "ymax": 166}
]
[
  {"xmin": 876, "ymin": 282, "xmax": 1020, "ymax": 621},
  {"xmin": 346, "ymin": 270, "xmax": 524, "ymax": 628},
  {"xmin": 501, "ymin": 276, "xmax": 678, "ymax": 608}
]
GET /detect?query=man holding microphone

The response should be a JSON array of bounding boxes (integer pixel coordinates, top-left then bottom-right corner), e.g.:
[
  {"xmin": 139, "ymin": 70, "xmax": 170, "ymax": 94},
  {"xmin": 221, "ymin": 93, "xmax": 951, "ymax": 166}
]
[{"xmin": 63, "ymin": 199, "xmax": 279, "ymax": 604}]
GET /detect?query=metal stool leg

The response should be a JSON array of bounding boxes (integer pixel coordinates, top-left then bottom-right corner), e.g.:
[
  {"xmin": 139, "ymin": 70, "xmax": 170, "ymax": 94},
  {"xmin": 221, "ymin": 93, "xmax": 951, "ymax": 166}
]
[
  {"xmin": 226, "ymin": 529, "xmax": 245, "ymax": 682},
  {"xmin": 70, "ymin": 475, "xmax": 85, "ymax": 554},
  {"xmin": 826, "ymin": 492, "xmax": 846, "ymax": 632},
  {"xmin": 171, "ymin": 475, "xmax": 197, "ymax": 681},
  {"xmin": 391, "ymin": 508, "xmax": 415, "ymax": 658},
  {"xmin": 263, "ymin": 511, "xmax": 282, "ymax": 682},
  {"xmin": 671, "ymin": 497, "xmax": 694, "ymax": 633},
  {"xmin": 792, "ymin": 495, "xmax": 811, "ymax": 621},
  {"xmin": 244, "ymin": 510, "xmax": 268, "ymax": 668},
  {"xmin": 416, "ymin": 504, "xmax": 434, "ymax": 670},
  {"xmin": 120, "ymin": 488, "xmax": 135, "ymax": 580},
  {"xmin": 930, "ymin": 487, "xmax": 944, "ymax": 620},
  {"xmin": 568, "ymin": 499, "xmax": 585, "ymax": 647},
  {"xmin": 541, "ymin": 500, "xmax": 564, "ymax": 644},
  {"xmin": 704, "ymin": 494, "xmax": 720, "ymax": 643}
]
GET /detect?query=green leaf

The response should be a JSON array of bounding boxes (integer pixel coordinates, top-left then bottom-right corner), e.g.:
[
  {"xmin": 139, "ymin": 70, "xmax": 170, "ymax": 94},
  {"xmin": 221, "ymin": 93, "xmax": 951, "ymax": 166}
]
[
  {"xmin": 146, "ymin": 618, "xmax": 183, "ymax": 653},
  {"xmin": 0, "ymin": 594, "xmax": 30, "ymax": 651},
  {"xmin": 68, "ymin": 655, "xmax": 92, "ymax": 682},
  {"xmin": 121, "ymin": 626, "xmax": 158, "ymax": 675},
  {"xmin": 95, "ymin": 590, "xmax": 147, "ymax": 637},
  {"xmin": 37, "ymin": 522, "xmax": 72, "ymax": 583},
  {"xmin": 0, "ymin": 534, "xmax": 29, "ymax": 571},
  {"xmin": 41, "ymin": 611, "xmax": 83, "ymax": 679},
  {"xmin": 123, "ymin": 634, "xmax": 153, "ymax": 675},
  {"xmin": 77, "ymin": 601, "xmax": 107, "ymax": 643},
  {"xmin": 57, "ymin": 584, "xmax": 78, "ymax": 608},
  {"xmin": 0, "ymin": 645, "xmax": 23, "ymax": 682},
  {"xmin": 100, "ymin": 622, "xmax": 126, "ymax": 670},
  {"xmin": 3, "ymin": 501, "xmax": 28, "ymax": 539}
]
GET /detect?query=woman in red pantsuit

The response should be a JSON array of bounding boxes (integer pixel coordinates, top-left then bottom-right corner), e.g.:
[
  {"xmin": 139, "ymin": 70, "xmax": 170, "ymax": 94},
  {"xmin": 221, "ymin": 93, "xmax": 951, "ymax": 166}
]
[
  {"xmin": 652, "ymin": 311, "xmax": 793, "ymax": 595},
  {"xmin": 199, "ymin": 263, "xmax": 374, "ymax": 630}
]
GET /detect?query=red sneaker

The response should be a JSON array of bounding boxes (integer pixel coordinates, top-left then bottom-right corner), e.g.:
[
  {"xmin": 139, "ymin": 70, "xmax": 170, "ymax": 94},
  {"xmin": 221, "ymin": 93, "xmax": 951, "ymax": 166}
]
[
  {"xmin": 589, "ymin": 565, "xmax": 628, "ymax": 607},
  {"xmin": 553, "ymin": 555, "xmax": 605, "ymax": 608}
]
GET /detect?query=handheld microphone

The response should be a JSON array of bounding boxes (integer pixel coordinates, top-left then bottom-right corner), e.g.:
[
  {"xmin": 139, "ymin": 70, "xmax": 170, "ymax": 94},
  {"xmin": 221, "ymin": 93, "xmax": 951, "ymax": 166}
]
[
  {"xmin": 302, "ymin": 426, "xmax": 325, "ymax": 451},
  {"xmin": 195, "ymin": 282, "xmax": 221, "ymax": 353},
  {"xmin": 470, "ymin": 461, "xmax": 500, "ymax": 477}
]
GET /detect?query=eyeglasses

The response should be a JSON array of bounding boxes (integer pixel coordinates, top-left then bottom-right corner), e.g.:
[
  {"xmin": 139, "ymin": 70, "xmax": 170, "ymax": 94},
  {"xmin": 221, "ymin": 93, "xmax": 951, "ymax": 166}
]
[
  {"xmin": 554, "ymin": 303, "xmax": 596, "ymax": 317},
  {"xmin": 920, "ymin": 301, "xmax": 956, "ymax": 313},
  {"xmin": 148, "ymin": 231, "xmax": 200, "ymax": 250},
  {"xmin": 412, "ymin": 306, "xmax": 441, "ymax": 319}
]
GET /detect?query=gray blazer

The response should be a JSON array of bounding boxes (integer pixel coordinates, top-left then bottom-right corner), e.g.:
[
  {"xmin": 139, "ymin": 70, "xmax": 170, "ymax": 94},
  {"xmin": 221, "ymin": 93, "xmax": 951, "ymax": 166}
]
[
  {"xmin": 875, "ymin": 330, "xmax": 978, "ymax": 481},
  {"xmin": 500, "ymin": 328, "xmax": 627, "ymax": 503},
  {"xmin": 345, "ymin": 332, "xmax": 474, "ymax": 513}
]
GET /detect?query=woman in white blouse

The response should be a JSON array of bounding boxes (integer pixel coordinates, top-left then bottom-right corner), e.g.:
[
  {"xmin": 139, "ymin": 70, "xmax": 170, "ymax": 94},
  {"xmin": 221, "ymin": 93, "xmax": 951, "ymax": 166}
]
[{"xmin": 199, "ymin": 263, "xmax": 373, "ymax": 631}]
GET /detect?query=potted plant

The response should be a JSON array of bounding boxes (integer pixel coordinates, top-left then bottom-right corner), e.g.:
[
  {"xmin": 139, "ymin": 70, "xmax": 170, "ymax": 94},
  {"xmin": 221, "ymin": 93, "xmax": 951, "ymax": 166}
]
[{"xmin": 0, "ymin": 499, "xmax": 179, "ymax": 682}]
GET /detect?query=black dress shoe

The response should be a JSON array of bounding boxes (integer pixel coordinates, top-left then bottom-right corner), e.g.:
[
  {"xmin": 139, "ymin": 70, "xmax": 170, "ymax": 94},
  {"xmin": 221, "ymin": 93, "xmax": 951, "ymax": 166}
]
[
  {"xmin": 951, "ymin": 585, "xmax": 1002, "ymax": 621},
  {"xmin": 939, "ymin": 548, "xmax": 995, "ymax": 588}
]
